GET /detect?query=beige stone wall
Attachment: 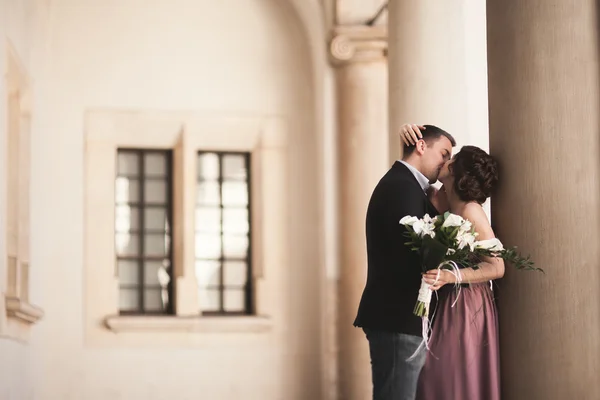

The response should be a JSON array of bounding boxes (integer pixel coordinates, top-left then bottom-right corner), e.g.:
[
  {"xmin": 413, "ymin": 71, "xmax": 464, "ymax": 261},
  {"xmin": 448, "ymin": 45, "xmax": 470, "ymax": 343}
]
[
  {"xmin": 387, "ymin": 0, "xmax": 491, "ymax": 221},
  {"xmin": 388, "ymin": 0, "xmax": 490, "ymax": 160},
  {"xmin": 0, "ymin": 0, "xmax": 49, "ymax": 398},
  {"xmin": 8, "ymin": 1, "xmax": 594, "ymax": 399},
  {"xmin": 22, "ymin": 1, "xmax": 328, "ymax": 399}
]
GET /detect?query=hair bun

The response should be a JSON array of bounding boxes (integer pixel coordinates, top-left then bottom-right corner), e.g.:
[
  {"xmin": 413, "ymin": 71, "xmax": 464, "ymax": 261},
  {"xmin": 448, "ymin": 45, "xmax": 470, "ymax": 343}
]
[{"xmin": 450, "ymin": 146, "xmax": 499, "ymax": 204}]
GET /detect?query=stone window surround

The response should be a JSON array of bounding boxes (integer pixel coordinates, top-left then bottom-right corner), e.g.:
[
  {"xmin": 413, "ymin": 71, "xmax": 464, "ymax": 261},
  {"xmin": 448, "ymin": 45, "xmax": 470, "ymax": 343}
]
[
  {"xmin": 84, "ymin": 110, "xmax": 288, "ymax": 345},
  {"xmin": 1, "ymin": 40, "xmax": 44, "ymax": 343}
]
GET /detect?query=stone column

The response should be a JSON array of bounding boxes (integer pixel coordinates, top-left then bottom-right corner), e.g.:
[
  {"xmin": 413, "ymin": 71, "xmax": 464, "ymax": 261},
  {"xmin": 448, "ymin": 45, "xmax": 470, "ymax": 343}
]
[
  {"xmin": 387, "ymin": 0, "xmax": 489, "ymax": 161},
  {"xmin": 330, "ymin": 25, "xmax": 388, "ymax": 400},
  {"xmin": 487, "ymin": 1, "xmax": 600, "ymax": 399}
]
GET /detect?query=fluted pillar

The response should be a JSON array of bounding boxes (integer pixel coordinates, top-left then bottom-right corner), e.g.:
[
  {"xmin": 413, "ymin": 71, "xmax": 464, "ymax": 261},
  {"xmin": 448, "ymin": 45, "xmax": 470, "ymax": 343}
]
[
  {"xmin": 330, "ymin": 25, "xmax": 388, "ymax": 400},
  {"xmin": 487, "ymin": 1, "xmax": 600, "ymax": 399},
  {"xmin": 387, "ymin": 0, "xmax": 489, "ymax": 161}
]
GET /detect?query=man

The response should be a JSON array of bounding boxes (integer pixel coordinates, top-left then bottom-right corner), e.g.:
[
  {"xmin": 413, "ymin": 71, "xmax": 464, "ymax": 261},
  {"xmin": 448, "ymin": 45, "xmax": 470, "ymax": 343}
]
[{"xmin": 353, "ymin": 124, "xmax": 456, "ymax": 400}]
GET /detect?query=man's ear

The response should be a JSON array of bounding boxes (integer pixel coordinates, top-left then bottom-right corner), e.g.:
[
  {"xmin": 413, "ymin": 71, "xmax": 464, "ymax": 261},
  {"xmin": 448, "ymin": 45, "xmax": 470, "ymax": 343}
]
[{"xmin": 415, "ymin": 139, "xmax": 427, "ymax": 155}]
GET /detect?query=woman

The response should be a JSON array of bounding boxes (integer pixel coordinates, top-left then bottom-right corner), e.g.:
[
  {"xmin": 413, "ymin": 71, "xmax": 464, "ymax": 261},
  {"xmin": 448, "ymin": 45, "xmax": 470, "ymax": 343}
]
[{"xmin": 401, "ymin": 126, "xmax": 503, "ymax": 400}]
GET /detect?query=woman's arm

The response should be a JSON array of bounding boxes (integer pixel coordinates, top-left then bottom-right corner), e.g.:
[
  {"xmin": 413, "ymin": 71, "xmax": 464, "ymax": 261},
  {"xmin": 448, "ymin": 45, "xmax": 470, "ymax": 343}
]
[{"xmin": 424, "ymin": 203, "xmax": 505, "ymax": 289}]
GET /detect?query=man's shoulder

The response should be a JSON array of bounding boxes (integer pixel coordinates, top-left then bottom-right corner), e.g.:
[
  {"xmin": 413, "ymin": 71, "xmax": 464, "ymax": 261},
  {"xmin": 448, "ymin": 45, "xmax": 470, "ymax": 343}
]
[
  {"xmin": 376, "ymin": 168, "xmax": 422, "ymax": 194},
  {"xmin": 380, "ymin": 163, "xmax": 416, "ymax": 184},
  {"xmin": 368, "ymin": 169, "xmax": 426, "ymax": 213}
]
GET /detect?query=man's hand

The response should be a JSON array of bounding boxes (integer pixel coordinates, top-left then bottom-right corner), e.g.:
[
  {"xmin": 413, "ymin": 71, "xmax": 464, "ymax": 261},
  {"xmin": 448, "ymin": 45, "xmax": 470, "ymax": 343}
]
[
  {"xmin": 423, "ymin": 268, "xmax": 456, "ymax": 291},
  {"xmin": 400, "ymin": 124, "xmax": 425, "ymax": 146}
]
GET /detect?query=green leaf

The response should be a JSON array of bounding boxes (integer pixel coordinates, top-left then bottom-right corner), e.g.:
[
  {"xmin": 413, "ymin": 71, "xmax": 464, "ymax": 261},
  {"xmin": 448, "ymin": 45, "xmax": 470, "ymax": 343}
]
[{"xmin": 420, "ymin": 235, "xmax": 449, "ymax": 272}]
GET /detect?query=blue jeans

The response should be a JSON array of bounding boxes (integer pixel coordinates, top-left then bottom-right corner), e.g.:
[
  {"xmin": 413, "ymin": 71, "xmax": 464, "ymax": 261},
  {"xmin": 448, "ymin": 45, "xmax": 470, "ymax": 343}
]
[{"xmin": 363, "ymin": 328, "xmax": 426, "ymax": 400}]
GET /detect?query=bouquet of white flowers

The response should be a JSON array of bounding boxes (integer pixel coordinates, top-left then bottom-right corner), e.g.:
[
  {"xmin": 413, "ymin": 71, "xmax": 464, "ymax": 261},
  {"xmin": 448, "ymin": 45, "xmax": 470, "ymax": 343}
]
[{"xmin": 400, "ymin": 212, "xmax": 540, "ymax": 318}]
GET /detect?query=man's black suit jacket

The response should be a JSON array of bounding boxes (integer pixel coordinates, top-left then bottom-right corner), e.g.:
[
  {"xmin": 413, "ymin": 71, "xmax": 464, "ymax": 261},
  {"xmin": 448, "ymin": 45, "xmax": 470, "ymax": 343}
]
[{"xmin": 353, "ymin": 161, "xmax": 439, "ymax": 336}]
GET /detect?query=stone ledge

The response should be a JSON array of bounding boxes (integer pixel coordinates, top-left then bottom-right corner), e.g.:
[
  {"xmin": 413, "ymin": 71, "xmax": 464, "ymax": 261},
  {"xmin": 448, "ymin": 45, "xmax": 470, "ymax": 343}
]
[
  {"xmin": 5, "ymin": 296, "xmax": 44, "ymax": 324},
  {"xmin": 104, "ymin": 315, "xmax": 272, "ymax": 333}
]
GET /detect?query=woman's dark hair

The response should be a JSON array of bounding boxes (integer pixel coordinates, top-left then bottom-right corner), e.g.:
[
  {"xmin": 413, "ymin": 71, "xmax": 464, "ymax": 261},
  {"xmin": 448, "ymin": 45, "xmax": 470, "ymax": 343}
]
[{"xmin": 449, "ymin": 146, "xmax": 499, "ymax": 204}]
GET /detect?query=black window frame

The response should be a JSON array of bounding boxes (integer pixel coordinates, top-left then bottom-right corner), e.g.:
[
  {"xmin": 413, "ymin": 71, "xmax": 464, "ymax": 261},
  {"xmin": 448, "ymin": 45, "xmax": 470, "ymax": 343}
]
[
  {"xmin": 115, "ymin": 148, "xmax": 175, "ymax": 315},
  {"xmin": 196, "ymin": 150, "xmax": 253, "ymax": 316}
]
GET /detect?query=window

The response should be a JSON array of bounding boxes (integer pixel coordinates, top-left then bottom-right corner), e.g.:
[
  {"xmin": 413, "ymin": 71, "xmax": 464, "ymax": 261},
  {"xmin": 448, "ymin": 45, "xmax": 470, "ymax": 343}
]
[
  {"xmin": 85, "ymin": 111, "xmax": 286, "ymax": 341},
  {"xmin": 2, "ymin": 41, "xmax": 43, "ymax": 334},
  {"xmin": 115, "ymin": 149, "xmax": 174, "ymax": 314},
  {"xmin": 196, "ymin": 152, "xmax": 253, "ymax": 315},
  {"xmin": 6, "ymin": 61, "xmax": 22, "ymax": 301}
]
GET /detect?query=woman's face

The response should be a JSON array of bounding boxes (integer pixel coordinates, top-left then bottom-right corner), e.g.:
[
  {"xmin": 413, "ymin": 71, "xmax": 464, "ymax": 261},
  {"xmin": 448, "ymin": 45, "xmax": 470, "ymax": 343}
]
[{"xmin": 438, "ymin": 157, "xmax": 455, "ymax": 184}]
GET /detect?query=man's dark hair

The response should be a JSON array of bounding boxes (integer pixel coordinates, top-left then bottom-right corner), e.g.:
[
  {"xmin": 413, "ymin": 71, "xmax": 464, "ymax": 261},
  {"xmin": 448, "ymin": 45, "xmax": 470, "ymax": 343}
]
[
  {"xmin": 403, "ymin": 125, "xmax": 456, "ymax": 156},
  {"xmin": 449, "ymin": 145, "xmax": 499, "ymax": 204}
]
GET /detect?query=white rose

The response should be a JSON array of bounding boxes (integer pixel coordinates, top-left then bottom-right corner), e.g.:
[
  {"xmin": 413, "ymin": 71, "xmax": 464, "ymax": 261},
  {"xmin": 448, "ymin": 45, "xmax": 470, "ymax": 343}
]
[
  {"xmin": 400, "ymin": 216, "xmax": 419, "ymax": 226},
  {"xmin": 475, "ymin": 238, "xmax": 504, "ymax": 252},
  {"xmin": 442, "ymin": 213, "xmax": 465, "ymax": 228}
]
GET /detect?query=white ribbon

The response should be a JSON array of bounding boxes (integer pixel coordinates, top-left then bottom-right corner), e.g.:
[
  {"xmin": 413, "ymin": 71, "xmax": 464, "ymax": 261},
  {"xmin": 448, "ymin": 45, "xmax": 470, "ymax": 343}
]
[
  {"xmin": 406, "ymin": 260, "xmax": 464, "ymax": 362},
  {"xmin": 443, "ymin": 261, "xmax": 463, "ymax": 308},
  {"xmin": 417, "ymin": 280, "xmax": 433, "ymax": 304}
]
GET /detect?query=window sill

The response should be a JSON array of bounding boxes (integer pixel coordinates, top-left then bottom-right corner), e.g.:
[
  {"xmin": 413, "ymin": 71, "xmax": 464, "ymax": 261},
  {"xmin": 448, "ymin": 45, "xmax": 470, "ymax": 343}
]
[
  {"xmin": 104, "ymin": 315, "xmax": 272, "ymax": 334},
  {"xmin": 5, "ymin": 296, "xmax": 44, "ymax": 324}
]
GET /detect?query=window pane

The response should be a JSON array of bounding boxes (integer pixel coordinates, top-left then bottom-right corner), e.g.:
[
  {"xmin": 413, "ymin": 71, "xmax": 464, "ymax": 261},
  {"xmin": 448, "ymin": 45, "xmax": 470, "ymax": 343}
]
[
  {"xmin": 115, "ymin": 205, "xmax": 140, "ymax": 231},
  {"xmin": 199, "ymin": 288, "xmax": 220, "ymax": 312},
  {"xmin": 144, "ymin": 234, "xmax": 169, "ymax": 256},
  {"xmin": 144, "ymin": 288, "xmax": 167, "ymax": 312},
  {"xmin": 223, "ymin": 208, "xmax": 249, "ymax": 234},
  {"xmin": 223, "ymin": 234, "xmax": 248, "ymax": 259},
  {"xmin": 197, "ymin": 153, "xmax": 219, "ymax": 180},
  {"xmin": 115, "ymin": 177, "xmax": 140, "ymax": 203},
  {"xmin": 144, "ymin": 208, "xmax": 168, "ymax": 232},
  {"xmin": 118, "ymin": 260, "xmax": 139, "ymax": 285},
  {"xmin": 197, "ymin": 181, "xmax": 221, "ymax": 206},
  {"xmin": 115, "ymin": 149, "xmax": 174, "ymax": 316},
  {"xmin": 119, "ymin": 288, "xmax": 139, "ymax": 311},
  {"xmin": 144, "ymin": 153, "xmax": 166, "ymax": 176},
  {"xmin": 144, "ymin": 180, "xmax": 167, "ymax": 204},
  {"xmin": 116, "ymin": 233, "xmax": 139, "ymax": 256},
  {"xmin": 195, "ymin": 260, "xmax": 221, "ymax": 287},
  {"xmin": 223, "ymin": 155, "xmax": 247, "ymax": 180},
  {"xmin": 223, "ymin": 261, "xmax": 248, "ymax": 286},
  {"xmin": 195, "ymin": 207, "xmax": 221, "ymax": 233},
  {"xmin": 144, "ymin": 261, "xmax": 171, "ymax": 287},
  {"xmin": 224, "ymin": 290, "xmax": 245, "ymax": 313},
  {"xmin": 117, "ymin": 152, "xmax": 140, "ymax": 176},
  {"xmin": 195, "ymin": 233, "xmax": 222, "ymax": 259},
  {"xmin": 222, "ymin": 181, "xmax": 248, "ymax": 206}
]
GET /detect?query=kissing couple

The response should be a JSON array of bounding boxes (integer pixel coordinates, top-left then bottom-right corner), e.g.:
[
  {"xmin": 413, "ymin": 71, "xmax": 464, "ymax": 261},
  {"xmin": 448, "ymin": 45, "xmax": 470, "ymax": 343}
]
[{"xmin": 354, "ymin": 124, "xmax": 502, "ymax": 400}]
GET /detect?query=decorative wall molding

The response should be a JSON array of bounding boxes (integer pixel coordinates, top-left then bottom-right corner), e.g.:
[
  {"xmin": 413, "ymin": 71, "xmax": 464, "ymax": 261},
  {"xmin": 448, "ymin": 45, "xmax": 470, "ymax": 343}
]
[
  {"xmin": 329, "ymin": 25, "xmax": 387, "ymax": 65},
  {"xmin": 5, "ymin": 296, "xmax": 44, "ymax": 324}
]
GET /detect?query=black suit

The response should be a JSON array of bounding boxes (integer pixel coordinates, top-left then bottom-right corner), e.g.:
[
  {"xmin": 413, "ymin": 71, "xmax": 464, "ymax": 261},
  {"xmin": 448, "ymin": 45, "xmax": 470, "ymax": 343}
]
[{"xmin": 354, "ymin": 161, "xmax": 438, "ymax": 337}]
